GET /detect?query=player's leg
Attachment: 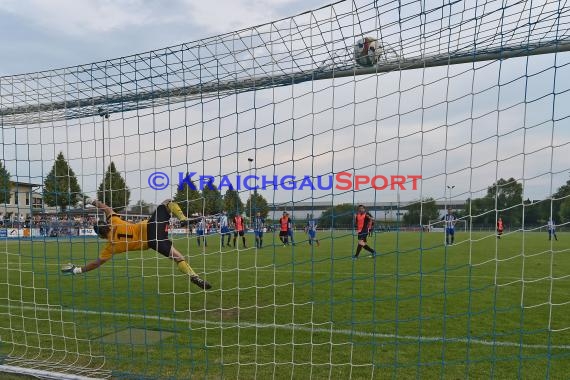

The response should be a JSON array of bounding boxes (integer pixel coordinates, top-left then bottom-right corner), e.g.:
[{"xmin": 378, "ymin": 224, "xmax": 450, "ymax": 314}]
[
  {"xmin": 450, "ymin": 229, "xmax": 455, "ymax": 244},
  {"xmin": 309, "ymin": 231, "xmax": 319, "ymax": 247},
  {"xmin": 259, "ymin": 232, "xmax": 263, "ymax": 248},
  {"xmin": 147, "ymin": 225, "xmax": 211, "ymax": 289},
  {"xmin": 168, "ymin": 245, "xmax": 211, "ymax": 290},
  {"xmin": 241, "ymin": 231, "xmax": 246, "ymax": 248},
  {"xmin": 353, "ymin": 237, "xmax": 365, "ymax": 259},
  {"xmin": 359, "ymin": 232, "xmax": 375, "ymax": 257},
  {"xmin": 220, "ymin": 232, "xmax": 225, "ymax": 247},
  {"xmin": 233, "ymin": 231, "xmax": 237, "ymax": 247},
  {"xmin": 289, "ymin": 230, "xmax": 295, "ymax": 245}
]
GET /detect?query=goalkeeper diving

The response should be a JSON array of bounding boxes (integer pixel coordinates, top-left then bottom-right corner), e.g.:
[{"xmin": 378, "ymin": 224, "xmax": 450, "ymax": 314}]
[{"xmin": 61, "ymin": 197, "xmax": 212, "ymax": 290}]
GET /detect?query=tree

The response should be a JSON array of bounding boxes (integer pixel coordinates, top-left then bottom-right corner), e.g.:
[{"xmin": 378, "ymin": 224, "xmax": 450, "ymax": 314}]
[
  {"xmin": 560, "ymin": 197, "xmax": 570, "ymax": 223},
  {"xmin": 403, "ymin": 198, "xmax": 439, "ymax": 225},
  {"xmin": 552, "ymin": 178, "xmax": 570, "ymax": 220},
  {"xmin": 485, "ymin": 177, "xmax": 523, "ymax": 225},
  {"xmin": 202, "ymin": 180, "xmax": 223, "ymax": 215},
  {"xmin": 0, "ymin": 161, "xmax": 11, "ymax": 204},
  {"xmin": 43, "ymin": 152, "xmax": 82, "ymax": 211},
  {"xmin": 245, "ymin": 190, "xmax": 269, "ymax": 218},
  {"xmin": 223, "ymin": 187, "xmax": 244, "ymax": 217},
  {"xmin": 467, "ymin": 178, "xmax": 523, "ymax": 226},
  {"xmin": 318, "ymin": 203, "xmax": 356, "ymax": 229},
  {"xmin": 522, "ymin": 198, "xmax": 541, "ymax": 225},
  {"xmin": 131, "ymin": 200, "xmax": 151, "ymax": 215},
  {"xmin": 97, "ymin": 162, "xmax": 130, "ymax": 210},
  {"xmin": 173, "ymin": 174, "xmax": 202, "ymax": 216}
]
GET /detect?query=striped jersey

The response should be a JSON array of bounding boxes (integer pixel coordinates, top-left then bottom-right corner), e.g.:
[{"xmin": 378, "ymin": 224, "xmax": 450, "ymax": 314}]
[
  {"xmin": 442, "ymin": 214, "xmax": 456, "ymax": 229},
  {"xmin": 253, "ymin": 216, "xmax": 265, "ymax": 232},
  {"xmin": 548, "ymin": 219, "xmax": 556, "ymax": 231},
  {"xmin": 307, "ymin": 219, "xmax": 318, "ymax": 232}
]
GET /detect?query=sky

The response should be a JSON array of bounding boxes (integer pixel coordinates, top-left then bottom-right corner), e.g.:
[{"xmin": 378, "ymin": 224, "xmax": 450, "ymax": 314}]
[
  {"xmin": 0, "ymin": 0, "xmax": 320, "ymax": 75},
  {"xmin": 0, "ymin": 0, "xmax": 569, "ymax": 209}
]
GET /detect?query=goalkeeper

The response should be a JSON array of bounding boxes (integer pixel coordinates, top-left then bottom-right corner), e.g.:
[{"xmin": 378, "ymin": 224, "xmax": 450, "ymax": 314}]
[{"xmin": 61, "ymin": 198, "xmax": 211, "ymax": 290}]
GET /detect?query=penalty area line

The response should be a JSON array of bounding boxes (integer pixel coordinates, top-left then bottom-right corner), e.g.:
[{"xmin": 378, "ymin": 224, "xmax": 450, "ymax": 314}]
[{"xmin": 1, "ymin": 303, "xmax": 569, "ymax": 351}]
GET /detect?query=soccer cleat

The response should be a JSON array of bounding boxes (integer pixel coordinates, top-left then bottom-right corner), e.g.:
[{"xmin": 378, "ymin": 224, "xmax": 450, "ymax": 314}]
[
  {"xmin": 352, "ymin": 255, "xmax": 359, "ymax": 260},
  {"xmin": 190, "ymin": 275, "xmax": 212, "ymax": 290}
]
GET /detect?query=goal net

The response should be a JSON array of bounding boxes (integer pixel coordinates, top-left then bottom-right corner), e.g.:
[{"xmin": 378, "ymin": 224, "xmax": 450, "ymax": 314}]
[{"xmin": 1, "ymin": 0, "xmax": 570, "ymax": 378}]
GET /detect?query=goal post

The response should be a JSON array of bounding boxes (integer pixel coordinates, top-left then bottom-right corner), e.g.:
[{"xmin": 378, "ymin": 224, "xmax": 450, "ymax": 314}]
[{"xmin": 1, "ymin": 0, "xmax": 570, "ymax": 378}]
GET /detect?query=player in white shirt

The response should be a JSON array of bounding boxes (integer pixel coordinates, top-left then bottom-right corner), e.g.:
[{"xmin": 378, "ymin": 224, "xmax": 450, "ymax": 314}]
[
  {"xmin": 305, "ymin": 218, "xmax": 320, "ymax": 247},
  {"xmin": 219, "ymin": 211, "xmax": 230, "ymax": 247},
  {"xmin": 196, "ymin": 217, "xmax": 207, "ymax": 247},
  {"xmin": 441, "ymin": 208, "xmax": 456, "ymax": 245},
  {"xmin": 548, "ymin": 218, "xmax": 558, "ymax": 241}
]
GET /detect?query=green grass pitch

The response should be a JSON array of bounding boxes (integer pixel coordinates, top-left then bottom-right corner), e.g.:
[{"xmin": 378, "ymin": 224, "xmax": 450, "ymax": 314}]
[{"xmin": 1, "ymin": 230, "xmax": 569, "ymax": 379}]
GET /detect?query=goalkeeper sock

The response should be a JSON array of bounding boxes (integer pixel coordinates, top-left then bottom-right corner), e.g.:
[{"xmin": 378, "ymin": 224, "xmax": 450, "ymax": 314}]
[
  {"xmin": 167, "ymin": 201, "xmax": 188, "ymax": 222},
  {"xmin": 177, "ymin": 260, "xmax": 196, "ymax": 276}
]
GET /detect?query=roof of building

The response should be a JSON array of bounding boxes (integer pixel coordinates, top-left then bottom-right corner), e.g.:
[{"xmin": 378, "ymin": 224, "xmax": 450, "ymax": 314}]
[{"xmin": 9, "ymin": 180, "xmax": 42, "ymax": 188}]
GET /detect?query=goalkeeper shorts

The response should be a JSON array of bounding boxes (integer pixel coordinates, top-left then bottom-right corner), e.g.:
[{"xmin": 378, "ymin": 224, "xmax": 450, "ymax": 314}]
[{"xmin": 147, "ymin": 204, "xmax": 173, "ymax": 257}]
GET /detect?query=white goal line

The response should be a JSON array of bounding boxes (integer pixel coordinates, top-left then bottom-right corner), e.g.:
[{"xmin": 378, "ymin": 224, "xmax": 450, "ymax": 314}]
[{"xmin": 1, "ymin": 303, "xmax": 568, "ymax": 351}]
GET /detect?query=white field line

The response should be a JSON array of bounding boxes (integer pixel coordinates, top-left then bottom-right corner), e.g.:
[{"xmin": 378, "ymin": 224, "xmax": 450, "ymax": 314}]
[
  {"xmin": 1, "ymin": 303, "xmax": 569, "ymax": 351},
  {"xmin": 1, "ymin": 260, "xmax": 567, "ymax": 282}
]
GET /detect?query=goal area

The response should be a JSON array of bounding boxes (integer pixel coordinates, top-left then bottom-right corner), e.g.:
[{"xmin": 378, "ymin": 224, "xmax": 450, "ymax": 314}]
[{"xmin": 1, "ymin": 0, "xmax": 570, "ymax": 378}]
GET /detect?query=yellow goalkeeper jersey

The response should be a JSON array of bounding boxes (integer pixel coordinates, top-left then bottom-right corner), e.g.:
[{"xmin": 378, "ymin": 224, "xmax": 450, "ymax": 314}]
[{"xmin": 99, "ymin": 215, "xmax": 149, "ymax": 260}]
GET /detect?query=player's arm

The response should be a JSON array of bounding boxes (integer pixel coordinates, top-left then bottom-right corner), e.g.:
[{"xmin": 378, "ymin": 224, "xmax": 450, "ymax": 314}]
[
  {"xmin": 85, "ymin": 198, "xmax": 115, "ymax": 219},
  {"xmin": 61, "ymin": 246, "xmax": 112, "ymax": 275}
]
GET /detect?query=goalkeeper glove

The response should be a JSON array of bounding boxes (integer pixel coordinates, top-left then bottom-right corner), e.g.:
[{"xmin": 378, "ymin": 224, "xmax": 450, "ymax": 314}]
[
  {"xmin": 61, "ymin": 263, "xmax": 82, "ymax": 275},
  {"xmin": 77, "ymin": 196, "xmax": 95, "ymax": 208}
]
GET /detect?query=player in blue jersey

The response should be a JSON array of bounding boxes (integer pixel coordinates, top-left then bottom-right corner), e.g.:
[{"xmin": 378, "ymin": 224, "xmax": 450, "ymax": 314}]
[
  {"xmin": 253, "ymin": 211, "xmax": 265, "ymax": 248},
  {"xmin": 287, "ymin": 213, "xmax": 296, "ymax": 246},
  {"xmin": 441, "ymin": 208, "xmax": 456, "ymax": 245},
  {"xmin": 548, "ymin": 218, "xmax": 558, "ymax": 241},
  {"xmin": 196, "ymin": 216, "xmax": 207, "ymax": 247},
  {"xmin": 219, "ymin": 210, "xmax": 231, "ymax": 247},
  {"xmin": 305, "ymin": 217, "xmax": 320, "ymax": 247}
]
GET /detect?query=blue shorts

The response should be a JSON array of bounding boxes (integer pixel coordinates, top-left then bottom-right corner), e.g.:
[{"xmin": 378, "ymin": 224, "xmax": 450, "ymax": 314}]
[
  {"xmin": 255, "ymin": 231, "xmax": 263, "ymax": 238},
  {"xmin": 446, "ymin": 228, "xmax": 455, "ymax": 235},
  {"xmin": 197, "ymin": 229, "xmax": 204, "ymax": 236},
  {"xmin": 221, "ymin": 226, "xmax": 229, "ymax": 233},
  {"xmin": 308, "ymin": 230, "xmax": 316, "ymax": 238}
]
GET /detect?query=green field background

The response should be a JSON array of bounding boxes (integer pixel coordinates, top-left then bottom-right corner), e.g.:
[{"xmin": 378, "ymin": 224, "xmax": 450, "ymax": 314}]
[{"xmin": 1, "ymin": 230, "xmax": 569, "ymax": 379}]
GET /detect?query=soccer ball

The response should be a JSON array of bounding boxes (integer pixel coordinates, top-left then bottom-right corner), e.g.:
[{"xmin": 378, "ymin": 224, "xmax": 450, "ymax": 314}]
[{"xmin": 354, "ymin": 37, "xmax": 382, "ymax": 67}]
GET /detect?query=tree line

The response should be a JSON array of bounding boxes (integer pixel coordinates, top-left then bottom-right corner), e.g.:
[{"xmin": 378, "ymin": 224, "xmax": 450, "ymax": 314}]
[
  {"xmin": 403, "ymin": 177, "xmax": 570, "ymax": 226},
  {"xmin": 314, "ymin": 177, "xmax": 570, "ymax": 228},
  {"xmin": 0, "ymin": 153, "xmax": 270, "ymax": 218}
]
